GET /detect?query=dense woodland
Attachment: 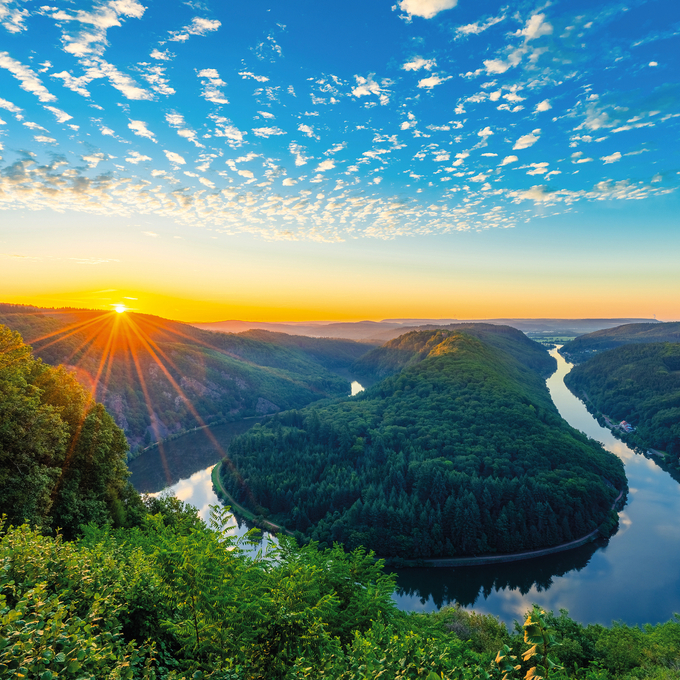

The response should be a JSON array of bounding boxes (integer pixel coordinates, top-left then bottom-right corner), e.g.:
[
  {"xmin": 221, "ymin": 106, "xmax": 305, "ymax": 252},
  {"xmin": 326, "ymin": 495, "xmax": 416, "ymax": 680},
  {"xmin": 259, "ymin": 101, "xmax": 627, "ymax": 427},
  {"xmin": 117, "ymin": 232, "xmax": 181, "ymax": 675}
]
[
  {"xmin": 0, "ymin": 324, "xmax": 142, "ymax": 538},
  {"xmin": 2, "ymin": 319, "xmax": 679, "ymax": 678},
  {"xmin": 222, "ymin": 330, "xmax": 626, "ymax": 559},
  {"xmin": 0, "ymin": 306, "xmax": 372, "ymax": 453},
  {"xmin": 560, "ymin": 322, "xmax": 680, "ymax": 363},
  {"xmin": 565, "ymin": 343, "xmax": 680, "ymax": 463}
]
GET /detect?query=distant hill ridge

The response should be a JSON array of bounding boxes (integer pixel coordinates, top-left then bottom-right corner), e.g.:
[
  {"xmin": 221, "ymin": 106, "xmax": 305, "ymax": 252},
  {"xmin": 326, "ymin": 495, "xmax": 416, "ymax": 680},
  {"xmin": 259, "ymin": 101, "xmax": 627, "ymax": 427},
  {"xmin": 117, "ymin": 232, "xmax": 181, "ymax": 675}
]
[
  {"xmin": 560, "ymin": 322, "xmax": 680, "ymax": 363},
  {"xmin": 193, "ymin": 316, "xmax": 658, "ymax": 342},
  {"xmin": 0, "ymin": 304, "xmax": 372, "ymax": 454}
]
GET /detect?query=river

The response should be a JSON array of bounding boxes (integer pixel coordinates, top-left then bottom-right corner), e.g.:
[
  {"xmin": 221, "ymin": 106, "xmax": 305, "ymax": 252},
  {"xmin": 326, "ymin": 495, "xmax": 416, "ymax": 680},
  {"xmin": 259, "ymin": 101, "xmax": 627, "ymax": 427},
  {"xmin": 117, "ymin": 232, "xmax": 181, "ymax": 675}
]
[{"xmin": 129, "ymin": 351, "xmax": 680, "ymax": 626}]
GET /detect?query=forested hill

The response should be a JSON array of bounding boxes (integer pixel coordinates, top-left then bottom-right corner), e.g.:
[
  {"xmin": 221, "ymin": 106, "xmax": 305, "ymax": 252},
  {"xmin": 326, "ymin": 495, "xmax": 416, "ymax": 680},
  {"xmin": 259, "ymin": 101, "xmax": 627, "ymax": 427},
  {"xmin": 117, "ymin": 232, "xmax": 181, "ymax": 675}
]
[
  {"xmin": 352, "ymin": 324, "xmax": 555, "ymax": 384},
  {"xmin": 222, "ymin": 331, "xmax": 625, "ymax": 559},
  {"xmin": 565, "ymin": 343, "xmax": 680, "ymax": 462},
  {"xmin": 0, "ymin": 304, "xmax": 372, "ymax": 452},
  {"xmin": 560, "ymin": 321, "xmax": 680, "ymax": 363}
]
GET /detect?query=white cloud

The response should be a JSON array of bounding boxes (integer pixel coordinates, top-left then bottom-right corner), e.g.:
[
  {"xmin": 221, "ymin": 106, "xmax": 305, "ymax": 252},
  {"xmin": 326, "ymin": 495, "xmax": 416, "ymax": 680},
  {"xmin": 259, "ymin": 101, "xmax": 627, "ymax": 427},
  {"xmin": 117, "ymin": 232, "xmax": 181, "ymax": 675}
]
[
  {"xmin": 0, "ymin": 0, "xmax": 29, "ymax": 33},
  {"xmin": 456, "ymin": 14, "xmax": 504, "ymax": 38},
  {"xmin": 143, "ymin": 231, "xmax": 159, "ymax": 237},
  {"xmin": 52, "ymin": 58, "xmax": 151, "ymax": 100},
  {"xmin": 649, "ymin": 61, "xmax": 658, "ymax": 67},
  {"xmin": 478, "ymin": 126, "xmax": 494, "ymax": 138},
  {"xmin": 524, "ymin": 162, "xmax": 549, "ymax": 175},
  {"xmin": 298, "ymin": 123, "xmax": 317, "ymax": 138},
  {"xmin": 315, "ymin": 159, "xmax": 335, "ymax": 172},
  {"xmin": 289, "ymin": 143, "xmax": 311, "ymax": 166},
  {"xmin": 402, "ymin": 57, "xmax": 437, "ymax": 71},
  {"xmin": 417, "ymin": 75, "xmax": 452, "ymax": 89},
  {"xmin": 197, "ymin": 68, "xmax": 229, "ymax": 105},
  {"xmin": 126, "ymin": 151, "xmax": 151, "ymax": 164},
  {"xmin": 500, "ymin": 155, "xmax": 518, "ymax": 166},
  {"xmin": 239, "ymin": 71, "xmax": 269, "ymax": 82},
  {"xmin": 518, "ymin": 13, "xmax": 553, "ymax": 41},
  {"xmin": 164, "ymin": 150, "xmax": 186, "ymax": 164},
  {"xmin": 82, "ymin": 152, "xmax": 106, "ymax": 168},
  {"xmin": 0, "ymin": 52, "xmax": 56, "ymax": 102},
  {"xmin": 351, "ymin": 75, "xmax": 390, "ymax": 105},
  {"xmin": 168, "ymin": 17, "xmax": 221, "ymax": 43},
  {"xmin": 44, "ymin": 106, "xmax": 73, "ymax": 123},
  {"xmin": 47, "ymin": 0, "xmax": 145, "ymax": 58},
  {"xmin": 165, "ymin": 112, "xmax": 203, "ymax": 148},
  {"xmin": 238, "ymin": 169, "xmax": 254, "ymax": 178},
  {"xmin": 151, "ymin": 48, "xmax": 173, "ymax": 60},
  {"xmin": 513, "ymin": 129, "xmax": 540, "ymax": 150},
  {"xmin": 0, "ymin": 97, "xmax": 21, "ymax": 114},
  {"xmin": 282, "ymin": 177, "xmax": 297, "ymax": 186},
  {"xmin": 535, "ymin": 99, "xmax": 552, "ymax": 113},
  {"xmin": 139, "ymin": 64, "xmax": 175, "ymax": 96},
  {"xmin": 128, "ymin": 119, "xmax": 156, "ymax": 142},
  {"xmin": 399, "ymin": 0, "xmax": 457, "ymax": 19},
  {"xmin": 252, "ymin": 126, "xmax": 286, "ymax": 138},
  {"xmin": 34, "ymin": 135, "xmax": 56, "ymax": 144},
  {"xmin": 211, "ymin": 115, "xmax": 246, "ymax": 145},
  {"xmin": 601, "ymin": 151, "xmax": 622, "ymax": 164},
  {"xmin": 199, "ymin": 177, "xmax": 215, "ymax": 188}
]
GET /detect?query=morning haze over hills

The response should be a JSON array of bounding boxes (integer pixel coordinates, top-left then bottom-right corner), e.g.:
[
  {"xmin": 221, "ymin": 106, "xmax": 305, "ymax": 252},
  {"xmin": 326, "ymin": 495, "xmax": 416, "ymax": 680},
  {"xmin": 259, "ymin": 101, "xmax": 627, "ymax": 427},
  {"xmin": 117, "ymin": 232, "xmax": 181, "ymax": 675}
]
[{"xmin": 1, "ymin": 0, "xmax": 679, "ymax": 676}]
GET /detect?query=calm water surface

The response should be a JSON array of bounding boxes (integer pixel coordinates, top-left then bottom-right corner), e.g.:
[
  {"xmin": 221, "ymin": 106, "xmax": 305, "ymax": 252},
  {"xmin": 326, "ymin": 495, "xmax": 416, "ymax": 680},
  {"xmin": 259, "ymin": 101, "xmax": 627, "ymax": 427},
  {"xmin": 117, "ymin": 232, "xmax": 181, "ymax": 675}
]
[
  {"xmin": 393, "ymin": 348, "xmax": 680, "ymax": 626},
  {"xmin": 130, "ymin": 362, "xmax": 680, "ymax": 626}
]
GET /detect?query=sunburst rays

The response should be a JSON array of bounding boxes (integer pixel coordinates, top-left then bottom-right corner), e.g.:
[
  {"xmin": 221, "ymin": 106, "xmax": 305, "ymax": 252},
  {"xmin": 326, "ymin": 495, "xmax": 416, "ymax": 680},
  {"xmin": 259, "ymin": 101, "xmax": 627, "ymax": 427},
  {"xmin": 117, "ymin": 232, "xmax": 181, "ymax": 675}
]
[{"xmin": 26, "ymin": 309, "xmax": 251, "ymax": 496}]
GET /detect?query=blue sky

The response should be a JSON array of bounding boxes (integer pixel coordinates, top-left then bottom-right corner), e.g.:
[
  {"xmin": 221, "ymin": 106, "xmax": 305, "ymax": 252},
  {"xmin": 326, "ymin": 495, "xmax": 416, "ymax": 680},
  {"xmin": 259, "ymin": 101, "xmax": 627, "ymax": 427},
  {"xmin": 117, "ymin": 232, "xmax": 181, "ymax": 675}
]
[{"xmin": 0, "ymin": 0, "xmax": 678, "ymax": 320}]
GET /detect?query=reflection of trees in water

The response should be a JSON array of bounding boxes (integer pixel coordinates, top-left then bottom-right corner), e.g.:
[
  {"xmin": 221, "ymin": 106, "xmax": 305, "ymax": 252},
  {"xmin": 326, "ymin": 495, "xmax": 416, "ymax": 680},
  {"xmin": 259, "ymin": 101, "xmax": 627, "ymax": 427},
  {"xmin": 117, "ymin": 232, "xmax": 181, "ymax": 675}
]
[
  {"xmin": 129, "ymin": 420, "xmax": 258, "ymax": 493},
  {"xmin": 394, "ymin": 539, "xmax": 605, "ymax": 609}
]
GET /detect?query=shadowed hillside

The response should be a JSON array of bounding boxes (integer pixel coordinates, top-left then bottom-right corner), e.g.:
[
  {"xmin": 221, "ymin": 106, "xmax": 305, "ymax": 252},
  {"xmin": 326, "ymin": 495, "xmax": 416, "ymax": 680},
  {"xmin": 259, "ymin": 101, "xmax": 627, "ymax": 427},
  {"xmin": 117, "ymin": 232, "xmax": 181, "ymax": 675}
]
[{"xmin": 0, "ymin": 304, "xmax": 372, "ymax": 453}]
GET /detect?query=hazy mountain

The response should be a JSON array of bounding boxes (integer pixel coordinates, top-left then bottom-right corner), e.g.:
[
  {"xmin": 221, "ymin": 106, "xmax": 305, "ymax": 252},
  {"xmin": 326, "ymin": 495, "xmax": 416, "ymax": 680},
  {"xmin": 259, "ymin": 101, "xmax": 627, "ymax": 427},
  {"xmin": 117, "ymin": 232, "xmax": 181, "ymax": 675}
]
[{"xmin": 194, "ymin": 317, "xmax": 658, "ymax": 342}]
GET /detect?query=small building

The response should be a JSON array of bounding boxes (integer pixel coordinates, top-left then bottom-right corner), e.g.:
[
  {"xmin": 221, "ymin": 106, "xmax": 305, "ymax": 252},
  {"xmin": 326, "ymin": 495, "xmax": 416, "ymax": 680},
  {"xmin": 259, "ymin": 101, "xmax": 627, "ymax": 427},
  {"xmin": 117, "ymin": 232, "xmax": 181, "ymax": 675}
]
[{"xmin": 620, "ymin": 420, "xmax": 635, "ymax": 433}]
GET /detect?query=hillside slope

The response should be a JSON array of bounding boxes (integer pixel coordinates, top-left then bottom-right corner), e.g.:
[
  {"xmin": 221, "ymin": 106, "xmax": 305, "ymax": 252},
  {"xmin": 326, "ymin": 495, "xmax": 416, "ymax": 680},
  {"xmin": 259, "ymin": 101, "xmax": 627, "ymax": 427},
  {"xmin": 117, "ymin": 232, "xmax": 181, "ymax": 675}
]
[
  {"xmin": 221, "ymin": 331, "xmax": 625, "ymax": 559},
  {"xmin": 560, "ymin": 322, "xmax": 680, "ymax": 363},
  {"xmin": 565, "ymin": 343, "xmax": 680, "ymax": 462},
  {"xmin": 352, "ymin": 324, "xmax": 555, "ymax": 384},
  {"xmin": 0, "ymin": 304, "xmax": 371, "ymax": 452}
]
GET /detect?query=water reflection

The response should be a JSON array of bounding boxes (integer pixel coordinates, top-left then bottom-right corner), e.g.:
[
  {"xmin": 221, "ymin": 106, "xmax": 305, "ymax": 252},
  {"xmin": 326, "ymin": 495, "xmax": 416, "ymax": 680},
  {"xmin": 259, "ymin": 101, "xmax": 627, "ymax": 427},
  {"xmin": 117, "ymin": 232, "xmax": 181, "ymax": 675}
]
[
  {"xmin": 149, "ymin": 464, "xmax": 276, "ymax": 554},
  {"xmin": 129, "ymin": 419, "xmax": 260, "ymax": 493},
  {"xmin": 393, "ymin": 348, "xmax": 680, "ymax": 626}
]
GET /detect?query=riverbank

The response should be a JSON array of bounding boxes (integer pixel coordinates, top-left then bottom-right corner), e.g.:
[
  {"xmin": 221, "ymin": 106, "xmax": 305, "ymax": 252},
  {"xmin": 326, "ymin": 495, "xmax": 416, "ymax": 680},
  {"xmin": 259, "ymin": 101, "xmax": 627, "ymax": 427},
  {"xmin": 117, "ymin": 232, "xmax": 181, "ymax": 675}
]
[
  {"xmin": 211, "ymin": 462, "xmax": 294, "ymax": 536},
  {"xmin": 391, "ymin": 488, "xmax": 624, "ymax": 568}
]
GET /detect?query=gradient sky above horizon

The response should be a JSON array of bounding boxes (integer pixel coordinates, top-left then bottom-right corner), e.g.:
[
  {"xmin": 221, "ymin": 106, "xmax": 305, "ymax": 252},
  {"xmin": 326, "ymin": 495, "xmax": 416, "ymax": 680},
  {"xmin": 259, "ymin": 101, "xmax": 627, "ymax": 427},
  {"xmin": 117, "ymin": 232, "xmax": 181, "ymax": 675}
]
[{"xmin": 0, "ymin": 0, "xmax": 678, "ymax": 322}]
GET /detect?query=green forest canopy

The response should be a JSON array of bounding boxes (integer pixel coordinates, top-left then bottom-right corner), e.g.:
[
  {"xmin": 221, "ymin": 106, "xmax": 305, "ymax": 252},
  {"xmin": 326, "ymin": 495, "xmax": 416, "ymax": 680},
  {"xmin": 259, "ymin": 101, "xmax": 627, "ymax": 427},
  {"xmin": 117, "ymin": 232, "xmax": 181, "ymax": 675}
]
[
  {"xmin": 222, "ymin": 329, "xmax": 626, "ymax": 559},
  {"xmin": 0, "ymin": 324, "xmax": 142, "ymax": 537},
  {"xmin": 560, "ymin": 322, "xmax": 680, "ymax": 363},
  {"xmin": 565, "ymin": 342, "xmax": 680, "ymax": 460}
]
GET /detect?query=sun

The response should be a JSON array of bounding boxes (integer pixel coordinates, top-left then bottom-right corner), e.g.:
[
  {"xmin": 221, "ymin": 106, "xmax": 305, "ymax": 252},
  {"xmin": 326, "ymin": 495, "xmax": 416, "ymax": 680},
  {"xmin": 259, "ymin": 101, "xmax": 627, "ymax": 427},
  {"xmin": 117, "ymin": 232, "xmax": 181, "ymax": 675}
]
[{"xmin": 113, "ymin": 304, "xmax": 127, "ymax": 314}]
